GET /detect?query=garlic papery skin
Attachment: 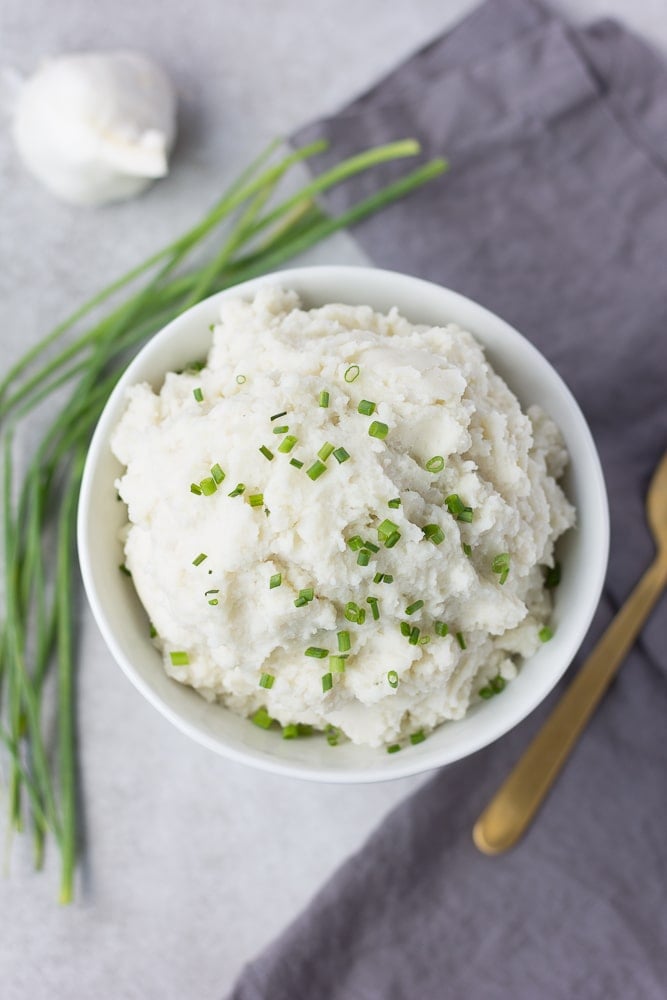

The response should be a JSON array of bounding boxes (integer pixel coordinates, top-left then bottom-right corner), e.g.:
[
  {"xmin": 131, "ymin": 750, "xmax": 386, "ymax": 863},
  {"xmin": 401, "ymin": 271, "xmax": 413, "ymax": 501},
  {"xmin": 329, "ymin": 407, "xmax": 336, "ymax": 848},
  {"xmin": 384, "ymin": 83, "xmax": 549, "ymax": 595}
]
[{"xmin": 13, "ymin": 51, "xmax": 177, "ymax": 206}]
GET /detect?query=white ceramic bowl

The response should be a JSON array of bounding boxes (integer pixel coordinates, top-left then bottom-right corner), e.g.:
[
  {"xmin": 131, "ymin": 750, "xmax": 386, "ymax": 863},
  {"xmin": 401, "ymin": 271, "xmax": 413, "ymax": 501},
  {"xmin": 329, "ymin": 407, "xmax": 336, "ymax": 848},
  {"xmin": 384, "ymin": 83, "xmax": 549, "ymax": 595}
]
[{"xmin": 78, "ymin": 266, "xmax": 609, "ymax": 782}]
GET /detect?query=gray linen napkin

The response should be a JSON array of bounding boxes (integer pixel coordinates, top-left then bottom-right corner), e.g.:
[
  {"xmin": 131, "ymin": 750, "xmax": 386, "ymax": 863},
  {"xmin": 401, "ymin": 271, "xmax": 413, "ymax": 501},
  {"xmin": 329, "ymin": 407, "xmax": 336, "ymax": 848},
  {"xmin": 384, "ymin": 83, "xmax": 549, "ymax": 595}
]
[{"xmin": 229, "ymin": 1, "xmax": 667, "ymax": 996}]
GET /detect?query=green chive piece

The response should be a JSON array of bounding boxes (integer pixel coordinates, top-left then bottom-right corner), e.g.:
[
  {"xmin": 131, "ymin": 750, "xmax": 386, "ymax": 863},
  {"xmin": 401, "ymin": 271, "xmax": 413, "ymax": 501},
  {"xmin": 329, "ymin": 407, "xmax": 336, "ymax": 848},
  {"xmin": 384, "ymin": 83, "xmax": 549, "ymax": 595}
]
[
  {"xmin": 383, "ymin": 574, "xmax": 394, "ymax": 584},
  {"xmin": 326, "ymin": 725, "xmax": 340, "ymax": 746},
  {"xmin": 458, "ymin": 507, "xmax": 473, "ymax": 523},
  {"xmin": 410, "ymin": 730, "xmax": 426, "ymax": 745},
  {"xmin": 492, "ymin": 553, "xmax": 510, "ymax": 585},
  {"xmin": 248, "ymin": 493, "xmax": 264, "ymax": 507},
  {"xmin": 228, "ymin": 483, "xmax": 245, "ymax": 497},
  {"xmin": 545, "ymin": 562, "xmax": 561, "ymax": 589},
  {"xmin": 330, "ymin": 655, "xmax": 347, "ymax": 673},
  {"xmin": 270, "ymin": 411, "xmax": 287, "ymax": 422},
  {"xmin": 294, "ymin": 596, "xmax": 308, "ymax": 607},
  {"xmin": 400, "ymin": 622, "xmax": 411, "ymax": 637},
  {"xmin": 479, "ymin": 686, "xmax": 494, "ymax": 699},
  {"xmin": 422, "ymin": 523, "xmax": 445, "ymax": 545},
  {"xmin": 193, "ymin": 387, "xmax": 204, "ymax": 402},
  {"xmin": 344, "ymin": 602, "xmax": 365, "ymax": 624},
  {"xmin": 306, "ymin": 460, "xmax": 327, "ymax": 480},
  {"xmin": 405, "ymin": 600, "xmax": 424, "ymax": 616},
  {"xmin": 462, "ymin": 543, "xmax": 472, "ymax": 557},
  {"xmin": 318, "ymin": 442, "xmax": 335, "ymax": 461},
  {"xmin": 305, "ymin": 647, "xmax": 328, "ymax": 658},
  {"xmin": 377, "ymin": 518, "xmax": 399, "ymax": 541},
  {"xmin": 387, "ymin": 670, "xmax": 399, "ymax": 689},
  {"xmin": 539, "ymin": 626, "xmax": 554, "ymax": 643},
  {"xmin": 149, "ymin": 623, "xmax": 157, "ymax": 638},
  {"xmin": 373, "ymin": 572, "xmax": 383, "ymax": 584},
  {"xmin": 251, "ymin": 706, "xmax": 273, "ymax": 729},
  {"xmin": 445, "ymin": 493, "xmax": 464, "ymax": 516},
  {"xmin": 278, "ymin": 435, "xmax": 298, "ymax": 453},
  {"xmin": 185, "ymin": 359, "xmax": 205, "ymax": 372},
  {"xmin": 299, "ymin": 588, "xmax": 314, "ymax": 602},
  {"xmin": 272, "ymin": 425, "xmax": 289, "ymax": 435},
  {"xmin": 367, "ymin": 596, "xmax": 380, "ymax": 620},
  {"xmin": 408, "ymin": 626, "xmax": 420, "ymax": 645},
  {"xmin": 425, "ymin": 455, "xmax": 445, "ymax": 473},
  {"xmin": 119, "ymin": 563, "xmax": 132, "ymax": 577},
  {"xmin": 322, "ymin": 673, "xmax": 333, "ymax": 692},
  {"xmin": 456, "ymin": 631, "xmax": 467, "ymax": 650},
  {"xmin": 289, "ymin": 458, "xmax": 304, "ymax": 469},
  {"xmin": 384, "ymin": 531, "xmax": 401, "ymax": 549},
  {"xmin": 369, "ymin": 421, "xmax": 388, "ymax": 440},
  {"xmin": 282, "ymin": 724, "xmax": 300, "ymax": 739},
  {"xmin": 269, "ymin": 573, "xmax": 282, "ymax": 589},
  {"xmin": 434, "ymin": 621, "xmax": 449, "ymax": 637},
  {"xmin": 337, "ymin": 630, "xmax": 351, "ymax": 652},
  {"xmin": 362, "ymin": 540, "xmax": 380, "ymax": 553},
  {"xmin": 387, "ymin": 743, "xmax": 402, "ymax": 754},
  {"xmin": 491, "ymin": 675, "xmax": 506, "ymax": 693},
  {"xmin": 190, "ymin": 483, "xmax": 203, "ymax": 495},
  {"xmin": 236, "ymin": 374, "xmax": 247, "ymax": 385},
  {"xmin": 319, "ymin": 390, "xmax": 330, "ymax": 408},
  {"xmin": 418, "ymin": 634, "xmax": 430, "ymax": 645},
  {"xmin": 200, "ymin": 477, "xmax": 217, "ymax": 495},
  {"xmin": 259, "ymin": 673, "xmax": 275, "ymax": 689},
  {"xmin": 357, "ymin": 399, "xmax": 376, "ymax": 416},
  {"xmin": 205, "ymin": 589, "xmax": 219, "ymax": 596},
  {"xmin": 259, "ymin": 445, "xmax": 274, "ymax": 461},
  {"xmin": 209, "ymin": 599, "xmax": 219, "ymax": 606},
  {"xmin": 192, "ymin": 552, "xmax": 207, "ymax": 566},
  {"xmin": 333, "ymin": 447, "xmax": 350, "ymax": 464},
  {"xmin": 344, "ymin": 364, "xmax": 360, "ymax": 383},
  {"xmin": 388, "ymin": 497, "xmax": 401, "ymax": 509},
  {"xmin": 211, "ymin": 463, "xmax": 225, "ymax": 484},
  {"xmin": 357, "ymin": 550, "xmax": 371, "ymax": 567},
  {"xmin": 347, "ymin": 535, "xmax": 364, "ymax": 551},
  {"xmin": 170, "ymin": 651, "xmax": 189, "ymax": 666}
]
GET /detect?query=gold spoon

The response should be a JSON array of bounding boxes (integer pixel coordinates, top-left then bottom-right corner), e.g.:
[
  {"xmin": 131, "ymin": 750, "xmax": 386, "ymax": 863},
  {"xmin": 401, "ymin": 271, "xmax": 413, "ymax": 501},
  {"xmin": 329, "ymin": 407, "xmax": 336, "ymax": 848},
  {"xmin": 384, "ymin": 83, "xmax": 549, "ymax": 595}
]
[{"xmin": 473, "ymin": 450, "xmax": 667, "ymax": 855}]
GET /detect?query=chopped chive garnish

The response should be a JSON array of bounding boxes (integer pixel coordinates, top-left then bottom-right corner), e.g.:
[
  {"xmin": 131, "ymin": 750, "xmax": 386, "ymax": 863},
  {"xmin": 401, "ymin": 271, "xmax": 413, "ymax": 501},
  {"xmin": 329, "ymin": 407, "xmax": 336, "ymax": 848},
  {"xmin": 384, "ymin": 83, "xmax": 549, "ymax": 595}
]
[
  {"xmin": 337, "ymin": 630, "xmax": 351, "ymax": 652},
  {"xmin": 330, "ymin": 655, "xmax": 347, "ymax": 673},
  {"xmin": 318, "ymin": 442, "xmax": 335, "ymax": 461},
  {"xmin": 357, "ymin": 399, "xmax": 376, "ymax": 416},
  {"xmin": 282, "ymin": 724, "xmax": 299, "ymax": 739},
  {"xmin": 289, "ymin": 458, "xmax": 304, "ymax": 468},
  {"xmin": 377, "ymin": 518, "xmax": 399, "ymax": 541},
  {"xmin": 499, "ymin": 570, "xmax": 509, "ymax": 584},
  {"xmin": 344, "ymin": 602, "xmax": 365, "ymax": 625},
  {"xmin": 236, "ymin": 374, "xmax": 247, "ymax": 384},
  {"xmin": 211, "ymin": 463, "xmax": 225, "ymax": 484},
  {"xmin": 383, "ymin": 574, "xmax": 394, "ymax": 584},
  {"xmin": 400, "ymin": 621, "xmax": 411, "ymax": 637},
  {"xmin": 367, "ymin": 596, "xmax": 380, "ymax": 620},
  {"xmin": 387, "ymin": 743, "xmax": 402, "ymax": 754},
  {"xmin": 373, "ymin": 572, "xmax": 383, "ymax": 584},
  {"xmin": 333, "ymin": 447, "xmax": 350, "ymax": 464},
  {"xmin": 357, "ymin": 550, "xmax": 371, "ymax": 567},
  {"xmin": 299, "ymin": 588, "xmax": 314, "ymax": 602},
  {"xmin": 192, "ymin": 552, "xmax": 207, "ymax": 566},
  {"xmin": 272, "ymin": 425, "xmax": 289, "ymax": 435},
  {"xmin": 387, "ymin": 670, "xmax": 399, "ymax": 688},
  {"xmin": 278, "ymin": 435, "xmax": 298, "ymax": 453},
  {"xmin": 270, "ymin": 411, "xmax": 287, "ymax": 422},
  {"xmin": 228, "ymin": 483, "xmax": 245, "ymax": 497},
  {"xmin": 456, "ymin": 631, "xmax": 467, "ymax": 650},
  {"xmin": 405, "ymin": 600, "xmax": 424, "ymax": 616},
  {"xmin": 539, "ymin": 626, "xmax": 554, "ymax": 642},
  {"xmin": 362, "ymin": 540, "xmax": 380, "ymax": 553},
  {"xmin": 419, "ymin": 635, "xmax": 430, "ymax": 645},
  {"xmin": 491, "ymin": 675, "xmax": 506, "ymax": 692},
  {"xmin": 384, "ymin": 531, "xmax": 401, "ymax": 549},
  {"xmin": 445, "ymin": 494, "xmax": 464, "ymax": 516},
  {"xmin": 434, "ymin": 621, "xmax": 449, "ymax": 637},
  {"xmin": 369, "ymin": 420, "xmax": 389, "ymax": 440},
  {"xmin": 208, "ymin": 599, "xmax": 218, "ymax": 606},
  {"xmin": 248, "ymin": 493, "xmax": 264, "ymax": 507},
  {"xmin": 347, "ymin": 535, "xmax": 364, "ymax": 551},
  {"xmin": 410, "ymin": 730, "xmax": 426, "ymax": 745},
  {"xmin": 259, "ymin": 445, "xmax": 274, "ymax": 461},
  {"xmin": 462, "ymin": 542, "xmax": 472, "ymax": 557},
  {"xmin": 545, "ymin": 562, "xmax": 561, "ymax": 589},
  {"xmin": 294, "ymin": 597, "xmax": 307, "ymax": 607},
  {"xmin": 119, "ymin": 563, "xmax": 132, "ymax": 577},
  {"xmin": 269, "ymin": 573, "xmax": 282, "ymax": 589},
  {"xmin": 408, "ymin": 626, "xmax": 420, "ymax": 645},
  {"xmin": 326, "ymin": 725, "xmax": 340, "ymax": 746},
  {"xmin": 305, "ymin": 647, "xmax": 328, "ymax": 658},
  {"xmin": 422, "ymin": 523, "xmax": 445, "ymax": 545},
  {"xmin": 149, "ymin": 623, "xmax": 157, "ymax": 638},
  {"xmin": 259, "ymin": 673, "xmax": 275, "ymax": 689},
  {"xmin": 425, "ymin": 455, "xmax": 445, "ymax": 473},
  {"xmin": 170, "ymin": 651, "xmax": 189, "ymax": 666},
  {"xmin": 204, "ymin": 589, "xmax": 219, "ymax": 596},
  {"xmin": 458, "ymin": 507, "xmax": 473, "ymax": 523},
  {"xmin": 321, "ymin": 673, "xmax": 333, "ymax": 692},
  {"xmin": 190, "ymin": 483, "xmax": 203, "ymax": 495},
  {"xmin": 251, "ymin": 706, "xmax": 273, "ymax": 729},
  {"xmin": 306, "ymin": 460, "xmax": 327, "ymax": 480},
  {"xmin": 479, "ymin": 686, "xmax": 494, "ymax": 699},
  {"xmin": 193, "ymin": 387, "xmax": 204, "ymax": 402},
  {"xmin": 200, "ymin": 477, "xmax": 217, "ymax": 495},
  {"xmin": 388, "ymin": 497, "xmax": 401, "ymax": 509},
  {"xmin": 492, "ymin": 553, "xmax": 510, "ymax": 585},
  {"xmin": 344, "ymin": 364, "xmax": 360, "ymax": 383},
  {"xmin": 186, "ymin": 359, "xmax": 205, "ymax": 372},
  {"xmin": 319, "ymin": 390, "xmax": 330, "ymax": 408}
]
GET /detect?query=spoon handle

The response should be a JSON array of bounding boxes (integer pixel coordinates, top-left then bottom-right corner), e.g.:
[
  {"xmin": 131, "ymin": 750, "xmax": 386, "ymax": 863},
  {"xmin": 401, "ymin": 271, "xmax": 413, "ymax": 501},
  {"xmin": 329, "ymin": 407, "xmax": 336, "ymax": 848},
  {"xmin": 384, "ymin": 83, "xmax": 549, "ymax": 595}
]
[{"xmin": 473, "ymin": 556, "xmax": 667, "ymax": 855}]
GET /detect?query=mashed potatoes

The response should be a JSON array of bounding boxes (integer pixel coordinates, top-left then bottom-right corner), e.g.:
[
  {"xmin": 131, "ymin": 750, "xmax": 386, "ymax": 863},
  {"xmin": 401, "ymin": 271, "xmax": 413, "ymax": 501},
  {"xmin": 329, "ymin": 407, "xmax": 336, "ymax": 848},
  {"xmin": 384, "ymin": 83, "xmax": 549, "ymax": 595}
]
[{"xmin": 112, "ymin": 286, "xmax": 574, "ymax": 747}]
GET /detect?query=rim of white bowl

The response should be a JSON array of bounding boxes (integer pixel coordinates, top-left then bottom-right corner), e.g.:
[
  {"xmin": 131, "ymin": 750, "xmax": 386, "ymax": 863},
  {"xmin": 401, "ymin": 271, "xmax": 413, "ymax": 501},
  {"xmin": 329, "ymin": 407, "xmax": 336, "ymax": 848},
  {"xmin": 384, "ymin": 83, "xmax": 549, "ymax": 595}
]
[{"xmin": 78, "ymin": 266, "xmax": 609, "ymax": 782}]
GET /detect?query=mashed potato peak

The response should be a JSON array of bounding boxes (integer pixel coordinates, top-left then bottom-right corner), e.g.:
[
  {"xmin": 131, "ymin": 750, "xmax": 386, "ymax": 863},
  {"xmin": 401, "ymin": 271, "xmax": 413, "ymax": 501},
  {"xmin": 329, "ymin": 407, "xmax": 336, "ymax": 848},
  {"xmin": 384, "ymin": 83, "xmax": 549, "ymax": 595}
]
[{"xmin": 112, "ymin": 287, "xmax": 574, "ymax": 746}]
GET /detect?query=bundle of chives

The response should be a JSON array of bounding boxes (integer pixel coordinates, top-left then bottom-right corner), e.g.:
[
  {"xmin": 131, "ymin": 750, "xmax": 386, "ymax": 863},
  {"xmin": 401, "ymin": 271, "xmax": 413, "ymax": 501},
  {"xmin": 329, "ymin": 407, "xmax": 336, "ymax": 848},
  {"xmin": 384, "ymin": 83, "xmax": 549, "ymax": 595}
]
[{"xmin": 0, "ymin": 137, "xmax": 446, "ymax": 901}]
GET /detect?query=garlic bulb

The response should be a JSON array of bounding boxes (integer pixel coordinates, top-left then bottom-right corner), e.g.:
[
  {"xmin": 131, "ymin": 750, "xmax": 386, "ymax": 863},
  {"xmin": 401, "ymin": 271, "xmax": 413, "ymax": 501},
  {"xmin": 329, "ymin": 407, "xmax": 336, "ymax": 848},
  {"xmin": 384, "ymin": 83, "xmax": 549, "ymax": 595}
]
[{"xmin": 13, "ymin": 51, "xmax": 176, "ymax": 206}]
